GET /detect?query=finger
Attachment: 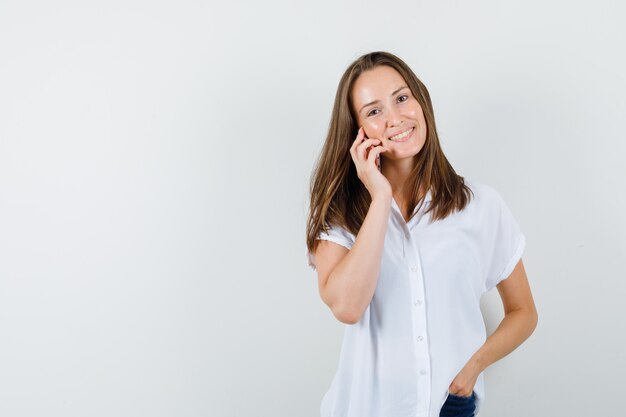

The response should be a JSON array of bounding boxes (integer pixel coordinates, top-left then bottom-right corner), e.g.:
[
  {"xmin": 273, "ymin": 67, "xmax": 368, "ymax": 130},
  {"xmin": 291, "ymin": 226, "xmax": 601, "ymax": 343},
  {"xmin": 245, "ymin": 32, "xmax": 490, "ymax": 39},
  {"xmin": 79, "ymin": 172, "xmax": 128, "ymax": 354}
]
[
  {"xmin": 350, "ymin": 127, "xmax": 365, "ymax": 153},
  {"xmin": 350, "ymin": 128, "xmax": 361, "ymax": 158},
  {"xmin": 357, "ymin": 138, "xmax": 381, "ymax": 160},
  {"xmin": 367, "ymin": 144, "xmax": 387, "ymax": 165}
]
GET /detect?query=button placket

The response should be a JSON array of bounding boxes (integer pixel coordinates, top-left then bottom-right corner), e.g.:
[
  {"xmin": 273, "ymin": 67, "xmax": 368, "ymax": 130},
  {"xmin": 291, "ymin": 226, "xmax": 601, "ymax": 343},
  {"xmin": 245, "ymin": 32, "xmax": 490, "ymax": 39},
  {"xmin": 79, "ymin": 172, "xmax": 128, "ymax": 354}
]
[{"xmin": 405, "ymin": 236, "xmax": 431, "ymax": 417}]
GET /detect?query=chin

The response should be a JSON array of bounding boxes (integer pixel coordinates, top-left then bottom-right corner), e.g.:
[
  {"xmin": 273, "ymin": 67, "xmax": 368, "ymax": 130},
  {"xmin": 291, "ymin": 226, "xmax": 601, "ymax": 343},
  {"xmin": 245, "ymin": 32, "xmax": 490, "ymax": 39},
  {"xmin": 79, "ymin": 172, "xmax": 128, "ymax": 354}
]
[{"xmin": 386, "ymin": 145, "xmax": 425, "ymax": 159}]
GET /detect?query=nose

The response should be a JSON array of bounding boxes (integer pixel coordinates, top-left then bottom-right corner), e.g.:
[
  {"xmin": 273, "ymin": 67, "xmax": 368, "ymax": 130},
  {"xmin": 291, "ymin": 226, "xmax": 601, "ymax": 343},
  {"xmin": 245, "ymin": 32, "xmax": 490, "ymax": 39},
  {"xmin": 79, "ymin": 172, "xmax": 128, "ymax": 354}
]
[{"xmin": 386, "ymin": 106, "xmax": 404, "ymax": 128}]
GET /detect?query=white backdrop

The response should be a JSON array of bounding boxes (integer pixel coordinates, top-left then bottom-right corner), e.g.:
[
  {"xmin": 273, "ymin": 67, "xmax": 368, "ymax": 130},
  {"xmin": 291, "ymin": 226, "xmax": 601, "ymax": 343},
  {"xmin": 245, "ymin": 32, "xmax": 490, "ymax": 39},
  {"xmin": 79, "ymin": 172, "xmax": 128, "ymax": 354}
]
[{"xmin": 1, "ymin": 1, "xmax": 624, "ymax": 416}]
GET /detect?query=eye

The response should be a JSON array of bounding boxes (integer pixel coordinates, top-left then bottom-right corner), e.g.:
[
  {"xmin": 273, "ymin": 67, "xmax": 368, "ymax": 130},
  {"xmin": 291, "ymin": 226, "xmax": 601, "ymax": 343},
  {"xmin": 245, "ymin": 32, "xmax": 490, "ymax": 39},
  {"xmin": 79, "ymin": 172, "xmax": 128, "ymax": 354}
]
[
  {"xmin": 367, "ymin": 109, "xmax": 380, "ymax": 117},
  {"xmin": 397, "ymin": 94, "xmax": 409, "ymax": 102}
]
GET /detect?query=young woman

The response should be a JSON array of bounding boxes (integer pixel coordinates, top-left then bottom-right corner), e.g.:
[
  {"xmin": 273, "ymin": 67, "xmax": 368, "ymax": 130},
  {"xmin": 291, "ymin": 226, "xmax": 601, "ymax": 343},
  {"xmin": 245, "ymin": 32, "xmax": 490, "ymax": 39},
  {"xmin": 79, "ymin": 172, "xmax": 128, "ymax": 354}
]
[{"xmin": 305, "ymin": 51, "xmax": 538, "ymax": 417}]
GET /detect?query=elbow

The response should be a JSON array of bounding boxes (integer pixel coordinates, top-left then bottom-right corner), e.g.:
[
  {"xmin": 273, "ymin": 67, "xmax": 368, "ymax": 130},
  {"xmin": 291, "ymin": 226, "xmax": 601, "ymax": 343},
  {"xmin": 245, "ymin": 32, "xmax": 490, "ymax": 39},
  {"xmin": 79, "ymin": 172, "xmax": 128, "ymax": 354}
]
[
  {"xmin": 330, "ymin": 303, "xmax": 362, "ymax": 325},
  {"xmin": 335, "ymin": 311, "xmax": 360, "ymax": 325},
  {"xmin": 528, "ymin": 301, "xmax": 539, "ymax": 332},
  {"xmin": 521, "ymin": 307, "xmax": 539, "ymax": 335},
  {"xmin": 321, "ymin": 288, "xmax": 361, "ymax": 325}
]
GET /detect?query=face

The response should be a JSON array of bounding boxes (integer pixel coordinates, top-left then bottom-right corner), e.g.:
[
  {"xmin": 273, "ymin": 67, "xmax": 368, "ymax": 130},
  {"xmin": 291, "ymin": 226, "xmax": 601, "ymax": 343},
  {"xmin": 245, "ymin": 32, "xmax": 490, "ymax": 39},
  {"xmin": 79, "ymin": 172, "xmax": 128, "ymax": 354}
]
[{"xmin": 351, "ymin": 65, "xmax": 427, "ymax": 160}]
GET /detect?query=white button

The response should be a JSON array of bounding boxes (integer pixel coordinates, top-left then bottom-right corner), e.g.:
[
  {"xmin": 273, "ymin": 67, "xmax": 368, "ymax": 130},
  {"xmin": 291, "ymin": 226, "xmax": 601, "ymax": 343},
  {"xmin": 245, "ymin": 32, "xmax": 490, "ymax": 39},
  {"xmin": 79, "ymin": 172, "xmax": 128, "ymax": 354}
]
[
  {"xmin": 414, "ymin": 300, "xmax": 422, "ymax": 306},
  {"xmin": 410, "ymin": 265, "xmax": 417, "ymax": 272},
  {"xmin": 405, "ymin": 233, "xmax": 410, "ymax": 239},
  {"xmin": 420, "ymin": 369, "xmax": 427, "ymax": 375},
  {"xmin": 416, "ymin": 336, "xmax": 423, "ymax": 342}
]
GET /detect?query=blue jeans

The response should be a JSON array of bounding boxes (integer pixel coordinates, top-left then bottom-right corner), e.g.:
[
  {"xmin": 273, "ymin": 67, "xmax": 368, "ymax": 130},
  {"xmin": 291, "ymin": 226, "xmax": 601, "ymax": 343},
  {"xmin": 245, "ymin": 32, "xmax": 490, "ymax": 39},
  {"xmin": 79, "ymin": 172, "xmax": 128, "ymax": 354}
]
[{"xmin": 439, "ymin": 391, "xmax": 477, "ymax": 417}]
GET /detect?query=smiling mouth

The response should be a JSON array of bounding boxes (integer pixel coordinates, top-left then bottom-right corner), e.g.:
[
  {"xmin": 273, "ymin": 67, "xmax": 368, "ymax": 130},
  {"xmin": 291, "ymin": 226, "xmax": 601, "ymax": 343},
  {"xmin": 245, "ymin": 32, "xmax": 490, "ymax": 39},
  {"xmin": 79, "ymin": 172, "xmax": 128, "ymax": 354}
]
[{"xmin": 388, "ymin": 127, "xmax": 414, "ymax": 142}]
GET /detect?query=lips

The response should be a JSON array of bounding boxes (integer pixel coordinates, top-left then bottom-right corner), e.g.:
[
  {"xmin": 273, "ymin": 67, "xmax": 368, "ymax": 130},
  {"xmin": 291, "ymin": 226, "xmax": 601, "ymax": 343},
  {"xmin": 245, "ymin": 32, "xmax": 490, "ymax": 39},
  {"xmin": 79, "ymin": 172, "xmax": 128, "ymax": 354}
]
[{"xmin": 388, "ymin": 127, "xmax": 414, "ymax": 142}]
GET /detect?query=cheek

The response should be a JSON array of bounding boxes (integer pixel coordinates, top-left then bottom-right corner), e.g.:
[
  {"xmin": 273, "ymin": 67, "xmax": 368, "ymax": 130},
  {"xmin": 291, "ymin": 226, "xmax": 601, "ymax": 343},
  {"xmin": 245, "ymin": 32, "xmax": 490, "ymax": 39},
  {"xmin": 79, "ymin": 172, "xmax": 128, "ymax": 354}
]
[
  {"xmin": 364, "ymin": 120, "xmax": 385, "ymax": 138},
  {"xmin": 409, "ymin": 106, "xmax": 425, "ymax": 121}
]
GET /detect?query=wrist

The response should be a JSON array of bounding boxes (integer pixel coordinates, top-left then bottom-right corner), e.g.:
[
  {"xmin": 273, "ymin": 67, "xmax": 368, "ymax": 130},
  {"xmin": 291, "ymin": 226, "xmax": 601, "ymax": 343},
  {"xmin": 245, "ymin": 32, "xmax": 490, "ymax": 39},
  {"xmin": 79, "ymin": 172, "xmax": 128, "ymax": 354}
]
[
  {"xmin": 470, "ymin": 351, "xmax": 489, "ymax": 374},
  {"xmin": 371, "ymin": 192, "xmax": 392, "ymax": 204}
]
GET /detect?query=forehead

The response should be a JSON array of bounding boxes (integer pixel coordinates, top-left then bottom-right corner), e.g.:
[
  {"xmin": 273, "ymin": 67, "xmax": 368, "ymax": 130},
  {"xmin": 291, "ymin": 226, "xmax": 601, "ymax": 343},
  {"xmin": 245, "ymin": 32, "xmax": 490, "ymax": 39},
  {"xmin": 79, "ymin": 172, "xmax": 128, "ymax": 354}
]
[{"xmin": 351, "ymin": 66, "xmax": 407, "ymax": 105}]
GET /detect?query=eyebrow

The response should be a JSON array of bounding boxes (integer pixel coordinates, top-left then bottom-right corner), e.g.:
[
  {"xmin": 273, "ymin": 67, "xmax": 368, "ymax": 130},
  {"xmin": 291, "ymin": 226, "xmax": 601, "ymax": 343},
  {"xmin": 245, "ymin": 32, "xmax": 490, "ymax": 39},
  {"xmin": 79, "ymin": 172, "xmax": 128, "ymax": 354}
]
[{"xmin": 359, "ymin": 86, "xmax": 409, "ymax": 114}]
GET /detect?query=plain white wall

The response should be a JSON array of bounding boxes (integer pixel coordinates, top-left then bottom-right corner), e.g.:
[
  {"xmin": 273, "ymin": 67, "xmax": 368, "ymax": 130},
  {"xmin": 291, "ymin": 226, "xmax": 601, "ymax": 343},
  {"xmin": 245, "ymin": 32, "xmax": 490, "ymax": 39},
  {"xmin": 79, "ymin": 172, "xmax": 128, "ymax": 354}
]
[{"xmin": 1, "ymin": 1, "xmax": 624, "ymax": 416}]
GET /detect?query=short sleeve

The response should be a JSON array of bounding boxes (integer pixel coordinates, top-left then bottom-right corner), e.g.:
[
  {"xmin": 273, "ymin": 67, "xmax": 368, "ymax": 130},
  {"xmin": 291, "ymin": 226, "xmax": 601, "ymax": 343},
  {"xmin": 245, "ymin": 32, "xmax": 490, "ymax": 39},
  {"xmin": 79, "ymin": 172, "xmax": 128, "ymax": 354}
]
[
  {"xmin": 482, "ymin": 190, "xmax": 526, "ymax": 293},
  {"xmin": 306, "ymin": 223, "xmax": 356, "ymax": 271}
]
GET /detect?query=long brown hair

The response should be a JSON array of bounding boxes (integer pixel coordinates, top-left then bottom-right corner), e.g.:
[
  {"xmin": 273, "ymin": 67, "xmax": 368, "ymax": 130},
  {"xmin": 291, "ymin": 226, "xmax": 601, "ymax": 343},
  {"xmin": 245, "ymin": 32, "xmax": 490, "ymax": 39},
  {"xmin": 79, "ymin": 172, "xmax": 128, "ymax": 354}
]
[{"xmin": 306, "ymin": 51, "xmax": 473, "ymax": 255}]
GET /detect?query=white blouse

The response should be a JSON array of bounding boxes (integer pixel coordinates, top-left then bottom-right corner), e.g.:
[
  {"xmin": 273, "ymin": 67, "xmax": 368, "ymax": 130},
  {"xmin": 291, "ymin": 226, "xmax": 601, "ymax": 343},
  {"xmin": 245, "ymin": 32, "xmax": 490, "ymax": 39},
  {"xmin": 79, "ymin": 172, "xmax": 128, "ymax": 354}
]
[{"xmin": 307, "ymin": 178, "xmax": 525, "ymax": 417}]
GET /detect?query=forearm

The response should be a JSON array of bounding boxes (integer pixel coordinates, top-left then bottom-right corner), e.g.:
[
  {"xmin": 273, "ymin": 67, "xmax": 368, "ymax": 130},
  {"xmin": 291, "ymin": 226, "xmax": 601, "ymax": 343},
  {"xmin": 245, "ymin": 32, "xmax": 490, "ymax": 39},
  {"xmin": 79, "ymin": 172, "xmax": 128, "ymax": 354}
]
[
  {"xmin": 326, "ymin": 194, "xmax": 391, "ymax": 324},
  {"xmin": 470, "ymin": 308, "xmax": 538, "ymax": 372}
]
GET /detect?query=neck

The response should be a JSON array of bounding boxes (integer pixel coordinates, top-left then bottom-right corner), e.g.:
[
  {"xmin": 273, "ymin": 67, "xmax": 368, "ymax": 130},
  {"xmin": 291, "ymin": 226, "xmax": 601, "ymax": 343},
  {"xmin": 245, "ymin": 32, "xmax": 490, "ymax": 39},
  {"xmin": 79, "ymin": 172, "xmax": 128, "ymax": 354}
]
[
  {"xmin": 381, "ymin": 155, "xmax": 429, "ymax": 204},
  {"xmin": 381, "ymin": 156, "xmax": 415, "ymax": 200}
]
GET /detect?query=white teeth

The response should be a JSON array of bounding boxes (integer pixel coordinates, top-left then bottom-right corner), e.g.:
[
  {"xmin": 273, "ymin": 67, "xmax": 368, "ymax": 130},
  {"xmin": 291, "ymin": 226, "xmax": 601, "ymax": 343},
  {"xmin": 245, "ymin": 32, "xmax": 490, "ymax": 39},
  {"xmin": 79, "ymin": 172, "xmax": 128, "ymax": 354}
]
[{"xmin": 389, "ymin": 127, "xmax": 413, "ymax": 141}]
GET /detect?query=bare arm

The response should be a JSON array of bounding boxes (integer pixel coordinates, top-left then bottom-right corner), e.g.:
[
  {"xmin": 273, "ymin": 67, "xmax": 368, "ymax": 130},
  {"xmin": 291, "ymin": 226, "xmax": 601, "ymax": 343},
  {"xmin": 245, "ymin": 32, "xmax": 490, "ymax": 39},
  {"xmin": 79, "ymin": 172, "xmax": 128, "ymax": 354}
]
[
  {"xmin": 314, "ymin": 127, "xmax": 391, "ymax": 324},
  {"xmin": 314, "ymin": 194, "xmax": 391, "ymax": 324},
  {"xmin": 448, "ymin": 259, "xmax": 538, "ymax": 396},
  {"xmin": 473, "ymin": 258, "xmax": 538, "ymax": 370}
]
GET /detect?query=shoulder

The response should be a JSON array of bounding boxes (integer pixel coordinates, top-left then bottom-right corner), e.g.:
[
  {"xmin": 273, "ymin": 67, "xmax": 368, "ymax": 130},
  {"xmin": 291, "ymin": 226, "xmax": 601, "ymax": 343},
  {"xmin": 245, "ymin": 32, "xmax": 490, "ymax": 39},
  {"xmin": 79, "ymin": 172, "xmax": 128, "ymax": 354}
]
[
  {"xmin": 319, "ymin": 222, "xmax": 356, "ymax": 247},
  {"xmin": 464, "ymin": 177, "xmax": 497, "ymax": 198},
  {"xmin": 462, "ymin": 177, "xmax": 507, "ymax": 213}
]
